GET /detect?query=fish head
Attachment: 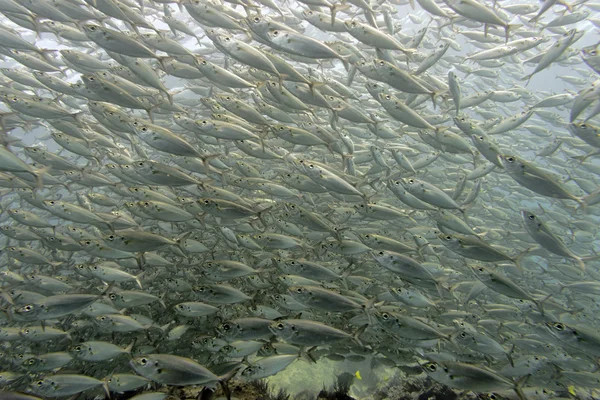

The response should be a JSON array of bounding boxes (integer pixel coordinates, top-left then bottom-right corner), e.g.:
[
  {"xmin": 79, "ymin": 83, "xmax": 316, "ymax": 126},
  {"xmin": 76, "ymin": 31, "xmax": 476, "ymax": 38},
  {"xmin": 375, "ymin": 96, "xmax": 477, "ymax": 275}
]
[
  {"xmin": 499, "ymin": 155, "xmax": 524, "ymax": 173},
  {"xmin": 343, "ymin": 19, "xmax": 360, "ymax": 31},
  {"xmin": 370, "ymin": 250, "xmax": 393, "ymax": 265},
  {"xmin": 373, "ymin": 311, "xmax": 396, "ymax": 327},
  {"xmin": 217, "ymin": 320, "xmax": 241, "ymax": 339},
  {"xmin": 438, "ymin": 233, "xmax": 461, "ymax": 249},
  {"xmin": 14, "ymin": 303, "xmax": 38, "ymax": 318},
  {"xmin": 130, "ymin": 355, "xmax": 159, "ymax": 377},
  {"xmin": 288, "ymin": 285, "xmax": 308, "ymax": 299},
  {"xmin": 520, "ymin": 210, "xmax": 540, "ymax": 229},
  {"xmin": 421, "ymin": 361, "xmax": 446, "ymax": 380},
  {"xmin": 29, "ymin": 377, "xmax": 56, "ymax": 396},
  {"xmin": 544, "ymin": 321, "xmax": 574, "ymax": 340},
  {"xmin": 82, "ymin": 24, "xmax": 101, "ymax": 35},
  {"xmin": 301, "ymin": 9, "xmax": 317, "ymax": 20},
  {"xmin": 69, "ymin": 343, "xmax": 88, "ymax": 358},
  {"xmin": 239, "ymin": 364, "xmax": 261, "ymax": 380},
  {"xmin": 469, "ymin": 264, "xmax": 491, "ymax": 279}
]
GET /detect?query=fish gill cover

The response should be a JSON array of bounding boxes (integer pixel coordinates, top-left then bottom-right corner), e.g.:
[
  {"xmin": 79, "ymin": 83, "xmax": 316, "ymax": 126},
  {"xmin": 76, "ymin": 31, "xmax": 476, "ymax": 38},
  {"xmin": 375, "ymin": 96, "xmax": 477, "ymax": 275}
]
[{"xmin": 0, "ymin": 0, "xmax": 598, "ymax": 399}]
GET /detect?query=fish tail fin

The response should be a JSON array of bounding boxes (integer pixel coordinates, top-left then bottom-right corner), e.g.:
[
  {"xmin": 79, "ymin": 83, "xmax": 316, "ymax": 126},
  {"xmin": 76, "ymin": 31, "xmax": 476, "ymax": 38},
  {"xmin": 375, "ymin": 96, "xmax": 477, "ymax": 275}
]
[
  {"xmin": 300, "ymin": 346, "xmax": 318, "ymax": 363},
  {"xmin": 558, "ymin": 281, "xmax": 567, "ymax": 293},
  {"xmin": 134, "ymin": 272, "xmax": 144, "ymax": 290},
  {"xmin": 32, "ymin": 165, "xmax": 51, "ymax": 191},
  {"xmin": 329, "ymin": 3, "xmax": 350, "ymax": 26},
  {"xmin": 513, "ymin": 375, "xmax": 531, "ymax": 400},
  {"xmin": 308, "ymin": 81, "xmax": 326, "ymax": 97},
  {"xmin": 536, "ymin": 293, "xmax": 553, "ymax": 316},
  {"xmin": 575, "ymin": 256, "xmax": 586, "ymax": 272},
  {"xmin": 352, "ymin": 324, "xmax": 368, "ymax": 348},
  {"xmin": 514, "ymin": 246, "xmax": 534, "ymax": 272},
  {"xmin": 165, "ymin": 90, "xmax": 174, "ymax": 105},
  {"xmin": 507, "ymin": 344, "xmax": 516, "ymax": 367},
  {"xmin": 559, "ymin": 0, "xmax": 574, "ymax": 12},
  {"xmin": 124, "ymin": 339, "xmax": 136, "ymax": 356},
  {"xmin": 101, "ymin": 378, "xmax": 111, "ymax": 400},
  {"xmin": 582, "ymin": 250, "xmax": 600, "ymax": 267},
  {"xmin": 505, "ymin": 24, "xmax": 521, "ymax": 42}
]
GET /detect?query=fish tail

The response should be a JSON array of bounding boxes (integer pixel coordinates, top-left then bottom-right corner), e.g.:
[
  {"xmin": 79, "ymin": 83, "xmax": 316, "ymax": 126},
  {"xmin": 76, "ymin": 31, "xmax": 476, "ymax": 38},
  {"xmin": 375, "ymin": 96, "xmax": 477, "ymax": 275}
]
[
  {"xmin": 329, "ymin": 3, "xmax": 350, "ymax": 27},
  {"xmin": 124, "ymin": 339, "xmax": 136, "ymax": 355},
  {"xmin": 101, "ymin": 379, "xmax": 111, "ymax": 400},
  {"xmin": 514, "ymin": 375, "xmax": 531, "ymax": 400},
  {"xmin": 352, "ymin": 323, "xmax": 368, "ymax": 348},
  {"xmin": 574, "ymin": 197, "xmax": 588, "ymax": 214},
  {"xmin": 32, "ymin": 165, "xmax": 51, "ymax": 191},
  {"xmin": 574, "ymin": 256, "xmax": 586, "ymax": 272},
  {"xmin": 507, "ymin": 344, "xmax": 516, "ymax": 367},
  {"xmin": 559, "ymin": 0, "xmax": 574, "ymax": 12},
  {"xmin": 514, "ymin": 246, "xmax": 534, "ymax": 273},
  {"xmin": 505, "ymin": 24, "xmax": 522, "ymax": 43},
  {"xmin": 537, "ymin": 293, "xmax": 553, "ymax": 316}
]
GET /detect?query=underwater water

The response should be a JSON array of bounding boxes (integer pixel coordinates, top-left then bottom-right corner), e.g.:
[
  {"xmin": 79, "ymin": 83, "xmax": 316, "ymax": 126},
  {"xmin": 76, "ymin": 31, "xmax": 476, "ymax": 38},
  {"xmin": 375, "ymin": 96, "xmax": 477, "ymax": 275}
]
[{"xmin": 0, "ymin": 0, "xmax": 599, "ymax": 399}]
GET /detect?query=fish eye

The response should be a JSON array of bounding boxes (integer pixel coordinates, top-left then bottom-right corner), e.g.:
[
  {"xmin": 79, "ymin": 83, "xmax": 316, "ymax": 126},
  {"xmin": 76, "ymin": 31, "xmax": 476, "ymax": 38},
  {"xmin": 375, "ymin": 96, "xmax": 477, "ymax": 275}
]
[
  {"xmin": 296, "ymin": 288, "xmax": 303, "ymax": 293},
  {"xmin": 381, "ymin": 313, "xmax": 389, "ymax": 320},
  {"xmin": 460, "ymin": 332, "xmax": 467, "ymax": 338},
  {"xmin": 276, "ymin": 323, "xmax": 284, "ymax": 330},
  {"xmin": 222, "ymin": 323, "xmax": 231, "ymax": 330},
  {"xmin": 253, "ymin": 17, "xmax": 260, "ymax": 22},
  {"xmin": 140, "ymin": 358, "xmax": 147, "ymax": 365},
  {"xmin": 272, "ymin": 30, "xmax": 279, "ymax": 36},
  {"xmin": 553, "ymin": 323, "xmax": 565, "ymax": 331},
  {"xmin": 506, "ymin": 157, "xmax": 514, "ymax": 162},
  {"xmin": 36, "ymin": 380, "xmax": 44, "ymax": 386},
  {"xmin": 478, "ymin": 136, "xmax": 484, "ymax": 141},
  {"xmin": 580, "ymin": 123, "xmax": 587, "ymax": 129},
  {"xmin": 528, "ymin": 214, "xmax": 535, "ymax": 220},
  {"xmin": 379, "ymin": 61, "xmax": 385, "ymax": 66},
  {"xmin": 385, "ymin": 95, "xmax": 391, "ymax": 100},
  {"xmin": 427, "ymin": 363, "xmax": 436, "ymax": 372}
]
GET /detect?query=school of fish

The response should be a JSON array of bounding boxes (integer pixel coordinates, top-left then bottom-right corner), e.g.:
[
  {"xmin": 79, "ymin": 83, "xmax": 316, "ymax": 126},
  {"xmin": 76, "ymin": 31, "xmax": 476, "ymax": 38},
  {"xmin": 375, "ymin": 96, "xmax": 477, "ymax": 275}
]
[{"xmin": 0, "ymin": 0, "xmax": 599, "ymax": 399}]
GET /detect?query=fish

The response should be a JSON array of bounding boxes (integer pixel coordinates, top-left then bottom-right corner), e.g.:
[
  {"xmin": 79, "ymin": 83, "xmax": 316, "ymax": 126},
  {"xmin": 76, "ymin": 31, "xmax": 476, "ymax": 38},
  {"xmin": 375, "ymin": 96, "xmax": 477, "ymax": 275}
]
[
  {"xmin": 0, "ymin": 1, "xmax": 595, "ymax": 399},
  {"xmin": 520, "ymin": 210, "xmax": 589, "ymax": 270}
]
